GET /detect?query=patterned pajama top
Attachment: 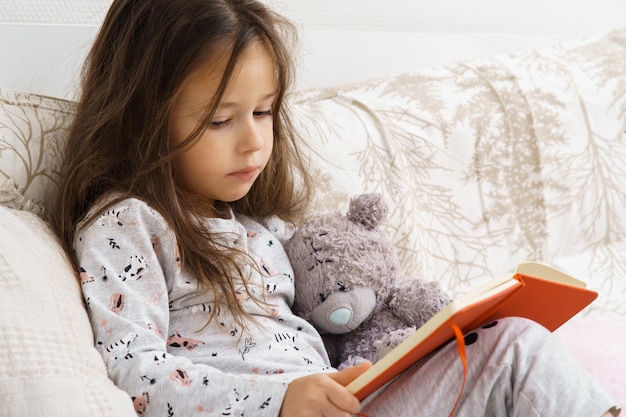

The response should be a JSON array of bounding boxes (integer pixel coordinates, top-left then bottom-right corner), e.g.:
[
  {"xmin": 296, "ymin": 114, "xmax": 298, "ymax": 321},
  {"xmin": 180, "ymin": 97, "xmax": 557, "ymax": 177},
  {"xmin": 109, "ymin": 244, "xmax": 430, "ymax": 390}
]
[{"xmin": 75, "ymin": 197, "xmax": 332, "ymax": 417}]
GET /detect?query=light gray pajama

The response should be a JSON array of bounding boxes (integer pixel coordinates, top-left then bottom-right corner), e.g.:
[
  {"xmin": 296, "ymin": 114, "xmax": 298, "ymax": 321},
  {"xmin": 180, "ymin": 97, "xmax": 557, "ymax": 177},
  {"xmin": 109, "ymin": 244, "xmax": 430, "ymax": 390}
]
[
  {"xmin": 362, "ymin": 317, "xmax": 621, "ymax": 417},
  {"xmin": 75, "ymin": 197, "xmax": 620, "ymax": 417}
]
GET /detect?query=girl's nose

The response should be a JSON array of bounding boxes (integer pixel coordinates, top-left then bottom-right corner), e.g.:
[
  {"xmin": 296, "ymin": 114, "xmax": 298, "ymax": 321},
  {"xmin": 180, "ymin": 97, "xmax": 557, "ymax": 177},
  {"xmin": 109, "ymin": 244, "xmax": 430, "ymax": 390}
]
[{"xmin": 238, "ymin": 118, "xmax": 265, "ymax": 152}]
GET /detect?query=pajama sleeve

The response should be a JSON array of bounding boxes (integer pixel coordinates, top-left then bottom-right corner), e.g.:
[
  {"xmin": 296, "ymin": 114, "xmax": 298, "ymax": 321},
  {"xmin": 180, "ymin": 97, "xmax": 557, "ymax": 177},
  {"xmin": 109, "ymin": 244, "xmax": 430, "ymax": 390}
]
[{"xmin": 75, "ymin": 199, "xmax": 289, "ymax": 417}]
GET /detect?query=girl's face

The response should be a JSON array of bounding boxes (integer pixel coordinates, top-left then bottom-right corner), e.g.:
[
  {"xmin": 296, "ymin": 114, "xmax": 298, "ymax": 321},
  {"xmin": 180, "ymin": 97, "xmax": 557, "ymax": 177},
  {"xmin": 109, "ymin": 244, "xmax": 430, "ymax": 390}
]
[{"xmin": 170, "ymin": 42, "xmax": 276, "ymax": 209}]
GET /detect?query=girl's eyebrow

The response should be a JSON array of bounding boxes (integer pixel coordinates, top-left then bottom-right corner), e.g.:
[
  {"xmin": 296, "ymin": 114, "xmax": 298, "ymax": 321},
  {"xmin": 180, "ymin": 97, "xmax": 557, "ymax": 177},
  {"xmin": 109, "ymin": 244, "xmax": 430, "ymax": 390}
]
[{"xmin": 218, "ymin": 92, "xmax": 277, "ymax": 109}]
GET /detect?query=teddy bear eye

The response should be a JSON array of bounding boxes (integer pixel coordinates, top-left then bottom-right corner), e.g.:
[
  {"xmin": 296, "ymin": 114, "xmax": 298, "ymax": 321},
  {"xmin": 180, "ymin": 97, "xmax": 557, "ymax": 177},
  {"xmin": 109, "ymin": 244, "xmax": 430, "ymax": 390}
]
[
  {"xmin": 319, "ymin": 293, "xmax": 327, "ymax": 302},
  {"xmin": 338, "ymin": 281, "xmax": 347, "ymax": 291}
]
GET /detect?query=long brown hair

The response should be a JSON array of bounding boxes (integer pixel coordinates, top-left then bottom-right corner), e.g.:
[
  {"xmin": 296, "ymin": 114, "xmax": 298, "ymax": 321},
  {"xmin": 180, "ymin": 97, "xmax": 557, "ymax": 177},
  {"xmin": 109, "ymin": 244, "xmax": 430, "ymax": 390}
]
[{"xmin": 53, "ymin": 0, "xmax": 312, "ymax": 328}]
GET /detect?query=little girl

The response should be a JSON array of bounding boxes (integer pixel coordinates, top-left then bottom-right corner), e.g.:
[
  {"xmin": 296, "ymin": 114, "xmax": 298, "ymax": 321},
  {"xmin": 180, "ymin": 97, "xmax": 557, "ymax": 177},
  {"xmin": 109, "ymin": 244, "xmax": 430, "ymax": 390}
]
[{"xmin": 54, "ymin": 1, "xmax": 620, "ymax": 416}]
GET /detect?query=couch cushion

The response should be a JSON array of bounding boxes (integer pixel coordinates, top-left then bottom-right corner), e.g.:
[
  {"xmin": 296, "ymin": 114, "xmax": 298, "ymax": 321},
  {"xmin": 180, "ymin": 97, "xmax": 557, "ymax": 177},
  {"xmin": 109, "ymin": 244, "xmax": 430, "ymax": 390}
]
[
  {"xmin": 290, "ymin": 27, "xmax": 626, "ymax": 315},
  {"xmin": 0, "ymin": 205, "xmax": 136, "ymax": 416}
]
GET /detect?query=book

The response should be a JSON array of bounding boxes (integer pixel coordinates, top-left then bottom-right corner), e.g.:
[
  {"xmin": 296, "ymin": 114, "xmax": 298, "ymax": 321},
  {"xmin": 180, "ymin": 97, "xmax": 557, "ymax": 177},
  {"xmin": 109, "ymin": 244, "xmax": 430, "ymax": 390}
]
[{"xmin": 345, "ymin": 261, "xmax": 598, "ymax": 400}]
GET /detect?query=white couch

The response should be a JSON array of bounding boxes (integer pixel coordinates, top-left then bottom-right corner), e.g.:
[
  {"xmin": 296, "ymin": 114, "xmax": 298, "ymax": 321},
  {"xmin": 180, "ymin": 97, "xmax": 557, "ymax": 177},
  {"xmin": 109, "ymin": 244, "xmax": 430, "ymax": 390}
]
[{"xmin": 1, "ymin": 6, "xmax": 626, "ymax": 417}]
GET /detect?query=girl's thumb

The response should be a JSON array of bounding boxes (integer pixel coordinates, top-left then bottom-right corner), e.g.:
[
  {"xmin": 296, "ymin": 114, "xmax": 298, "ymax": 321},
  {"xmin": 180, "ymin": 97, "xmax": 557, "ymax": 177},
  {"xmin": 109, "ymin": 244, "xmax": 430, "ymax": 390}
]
[{"xmin": 329, "ymin": 361, "xmax": 373, "ymax": 386}]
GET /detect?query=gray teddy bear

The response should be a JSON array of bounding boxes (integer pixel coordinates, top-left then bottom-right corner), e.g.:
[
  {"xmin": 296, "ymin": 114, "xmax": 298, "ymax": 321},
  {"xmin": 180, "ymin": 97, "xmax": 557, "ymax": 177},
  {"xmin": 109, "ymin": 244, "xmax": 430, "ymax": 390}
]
[{"xmin": 285, "ymin": 193, "xmax": 451, "ymax": 369}]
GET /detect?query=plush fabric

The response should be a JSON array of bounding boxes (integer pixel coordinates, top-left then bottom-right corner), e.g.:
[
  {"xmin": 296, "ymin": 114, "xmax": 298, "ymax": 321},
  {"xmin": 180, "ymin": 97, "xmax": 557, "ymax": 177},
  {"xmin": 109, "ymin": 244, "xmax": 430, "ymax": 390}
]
[
  {"xmin": 0, "ymin": 205, "xmax": 137, "ymax": 416},
  {"xmin": 286, "ymin": 193, "xmax": 451, "ymax": 368}
]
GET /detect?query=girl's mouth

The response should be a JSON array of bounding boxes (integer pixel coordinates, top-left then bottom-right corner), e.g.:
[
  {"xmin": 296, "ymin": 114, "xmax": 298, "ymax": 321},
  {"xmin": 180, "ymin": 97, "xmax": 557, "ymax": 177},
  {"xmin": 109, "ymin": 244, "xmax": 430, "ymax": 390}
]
[{"xmin": 229, "ymin": 167, "xmax": 259, "ymax": 181}]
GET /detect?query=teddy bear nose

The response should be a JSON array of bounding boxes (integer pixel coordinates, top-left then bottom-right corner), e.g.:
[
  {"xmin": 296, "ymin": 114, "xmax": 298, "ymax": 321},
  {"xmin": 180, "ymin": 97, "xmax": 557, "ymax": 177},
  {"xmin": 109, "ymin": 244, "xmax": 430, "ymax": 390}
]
[{"xmin": 329, "ymin": 308, "xmax": 352, "ymax": 326}]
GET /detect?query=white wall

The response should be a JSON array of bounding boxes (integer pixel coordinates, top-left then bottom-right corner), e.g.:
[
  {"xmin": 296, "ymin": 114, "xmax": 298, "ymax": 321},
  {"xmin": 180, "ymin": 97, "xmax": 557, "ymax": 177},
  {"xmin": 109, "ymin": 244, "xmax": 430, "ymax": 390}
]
[
  {"xmin": 0, "ymin": 0, "xmax": 110, "ymax": 24},
  {"xmin": 1, "ymin": 0, "xmax": 625, "ymax": 98}
]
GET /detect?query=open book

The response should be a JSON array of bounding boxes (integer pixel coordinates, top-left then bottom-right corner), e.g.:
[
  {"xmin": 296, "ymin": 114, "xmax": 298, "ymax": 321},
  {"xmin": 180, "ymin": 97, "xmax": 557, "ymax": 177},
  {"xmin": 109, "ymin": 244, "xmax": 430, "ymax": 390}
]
[{"xmin": 345, "ymin": 261, "xmax": 598, "ymax": 400}]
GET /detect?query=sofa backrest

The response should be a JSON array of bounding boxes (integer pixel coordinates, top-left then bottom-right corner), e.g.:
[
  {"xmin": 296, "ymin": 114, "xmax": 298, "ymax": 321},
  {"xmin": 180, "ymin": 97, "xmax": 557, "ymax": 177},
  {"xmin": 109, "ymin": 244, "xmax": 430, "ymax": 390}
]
[{"xmin": 2, "ymin": 27, "xmax": 626, "ymax": 315}]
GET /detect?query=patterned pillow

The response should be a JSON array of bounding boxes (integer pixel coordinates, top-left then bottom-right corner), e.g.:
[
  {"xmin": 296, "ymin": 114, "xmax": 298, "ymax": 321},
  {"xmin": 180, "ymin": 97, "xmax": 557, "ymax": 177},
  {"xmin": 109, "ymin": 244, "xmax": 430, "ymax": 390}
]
[
  {"xmin": 290, "ymin": 27, "xmax": 626, "ymax": 314},
  {"xmin": 0, "ymin": 89, "xmax": 75, "ymax": 218}
]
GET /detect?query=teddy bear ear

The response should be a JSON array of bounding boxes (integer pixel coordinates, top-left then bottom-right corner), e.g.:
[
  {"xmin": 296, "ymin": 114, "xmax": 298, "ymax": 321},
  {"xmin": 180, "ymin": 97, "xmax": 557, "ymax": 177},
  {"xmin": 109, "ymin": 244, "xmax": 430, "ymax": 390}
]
[{"xmin": 347, "ymin": 193, "xmax": 388, "ymax": 230}]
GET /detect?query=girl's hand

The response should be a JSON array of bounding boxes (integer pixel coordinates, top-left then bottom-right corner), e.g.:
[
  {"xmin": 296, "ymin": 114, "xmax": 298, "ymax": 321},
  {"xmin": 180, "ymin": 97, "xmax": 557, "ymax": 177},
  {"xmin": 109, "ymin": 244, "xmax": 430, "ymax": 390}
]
[{"xmin": 279, "ymin": 361, "xmax": 372, "ymax": 417}]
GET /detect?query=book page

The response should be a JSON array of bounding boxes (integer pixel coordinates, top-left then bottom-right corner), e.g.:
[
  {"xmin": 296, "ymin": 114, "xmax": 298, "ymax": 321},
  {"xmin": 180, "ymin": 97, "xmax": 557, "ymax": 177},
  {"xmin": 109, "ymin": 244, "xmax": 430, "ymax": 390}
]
[
  {"xmin": 456, "ymin": 273, "xmax": 517, "ymax": 302},
  {"xmin": 514, "ymin": 262, "xmax": 586, "ymax": 288}
]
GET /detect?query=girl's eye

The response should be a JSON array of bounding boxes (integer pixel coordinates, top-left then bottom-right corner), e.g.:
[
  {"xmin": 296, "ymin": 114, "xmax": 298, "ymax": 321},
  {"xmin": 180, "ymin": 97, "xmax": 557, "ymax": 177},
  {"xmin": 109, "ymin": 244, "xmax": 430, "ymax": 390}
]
[
  {"xmin": 253, "ymin": 109, "xmax": 273, "ymax": 118},
  {"xmin": 209, "ymin": 109, "xmax": 272, "ymax": 128},
  {"xmin": 210, "ymin": 119, "xmax": 231, "ymax": 129}
]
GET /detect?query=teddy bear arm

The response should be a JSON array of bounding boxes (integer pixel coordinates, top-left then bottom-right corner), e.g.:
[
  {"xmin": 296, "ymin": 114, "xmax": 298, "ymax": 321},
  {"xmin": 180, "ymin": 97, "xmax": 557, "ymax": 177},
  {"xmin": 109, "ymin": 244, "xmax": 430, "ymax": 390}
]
[
  {"xmin": 389, "ymin": 280, "xmax": 452, "ymax": 328},
  {"xmin": 374, "ymin": 327, "xmax": 416, "ymax": 361},
  {"xmin": 337, "ymin": 355, "xmax": 371, "ymax": 370}
]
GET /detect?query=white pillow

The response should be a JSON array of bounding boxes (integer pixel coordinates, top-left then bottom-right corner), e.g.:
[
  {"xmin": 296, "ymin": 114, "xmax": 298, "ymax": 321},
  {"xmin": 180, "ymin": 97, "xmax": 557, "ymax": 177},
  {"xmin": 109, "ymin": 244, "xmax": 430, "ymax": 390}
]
[{"xmin": 0, "ymin": 205, "xmax": 136, "ymax": 416}]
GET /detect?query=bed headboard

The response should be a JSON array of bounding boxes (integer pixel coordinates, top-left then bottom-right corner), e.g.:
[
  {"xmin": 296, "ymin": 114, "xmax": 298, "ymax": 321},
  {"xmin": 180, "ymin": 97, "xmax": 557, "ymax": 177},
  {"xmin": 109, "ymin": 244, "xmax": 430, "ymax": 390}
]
[{"xmin": 1, "ymin": 0, "xmax": 625, "ymax": 99}]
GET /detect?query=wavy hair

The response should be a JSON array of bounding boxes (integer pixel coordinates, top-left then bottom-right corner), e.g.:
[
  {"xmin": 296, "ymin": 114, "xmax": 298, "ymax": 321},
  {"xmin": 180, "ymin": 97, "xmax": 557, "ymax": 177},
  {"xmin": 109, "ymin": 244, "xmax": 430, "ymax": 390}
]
[{"xmin": 53, "ymin": 0, "xmax": 312, "ymax": 328}]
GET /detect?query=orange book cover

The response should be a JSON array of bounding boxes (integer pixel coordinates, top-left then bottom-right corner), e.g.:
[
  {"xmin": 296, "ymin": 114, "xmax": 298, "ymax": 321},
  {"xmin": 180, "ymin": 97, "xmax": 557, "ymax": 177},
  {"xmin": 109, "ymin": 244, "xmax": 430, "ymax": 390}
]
[{"xmin": 345, "ymin": 262, "xmax": 598, "ymax": 400}]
